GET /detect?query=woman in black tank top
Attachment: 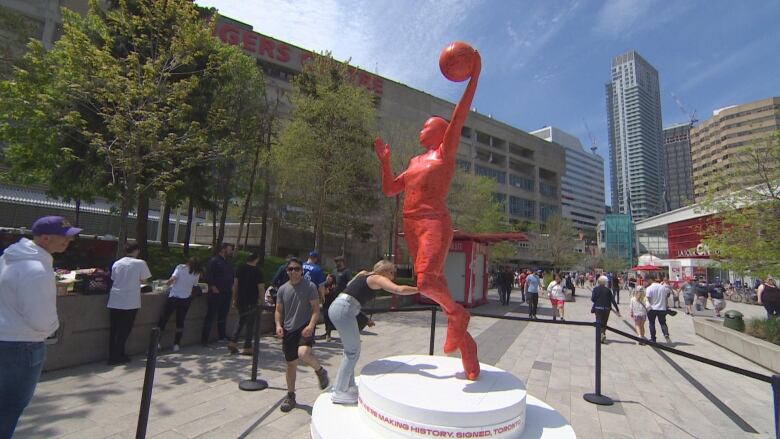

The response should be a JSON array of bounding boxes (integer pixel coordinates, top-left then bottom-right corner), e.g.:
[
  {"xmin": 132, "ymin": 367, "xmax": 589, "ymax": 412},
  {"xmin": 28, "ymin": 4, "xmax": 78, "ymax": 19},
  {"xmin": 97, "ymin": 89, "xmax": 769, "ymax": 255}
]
[{"xmin": 328, "ymin": 260, "xmax": 418, "ymax": 404}]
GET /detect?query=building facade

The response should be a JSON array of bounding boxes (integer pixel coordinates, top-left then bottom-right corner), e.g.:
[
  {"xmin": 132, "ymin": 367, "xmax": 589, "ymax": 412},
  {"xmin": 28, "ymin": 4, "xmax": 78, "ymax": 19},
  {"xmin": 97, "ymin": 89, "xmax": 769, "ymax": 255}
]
[
  {"xmin": 213, "ymin": 17, "xmax": 565, "ymax": 230},
  {"xmin": 690, "ymin": 96, "xmax": 780, "ymax": 202},
  {"xmin": 662, "ymin": 123, "xmax": 694, "ymax": 210},
  {"xmin": 531, "ymin": 126, "xmax": 605, "ymax": 233},
  {"xmin": 606, "ymin": 50, "xmax": 664, "ymax": 221}
]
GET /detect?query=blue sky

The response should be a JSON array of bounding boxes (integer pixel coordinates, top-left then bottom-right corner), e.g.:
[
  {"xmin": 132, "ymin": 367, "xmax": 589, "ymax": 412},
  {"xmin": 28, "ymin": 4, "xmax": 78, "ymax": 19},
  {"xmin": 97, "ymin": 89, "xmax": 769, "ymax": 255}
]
[{"xmin": 196, "ymin": 0, "xmax": 780, "ymax": 205}]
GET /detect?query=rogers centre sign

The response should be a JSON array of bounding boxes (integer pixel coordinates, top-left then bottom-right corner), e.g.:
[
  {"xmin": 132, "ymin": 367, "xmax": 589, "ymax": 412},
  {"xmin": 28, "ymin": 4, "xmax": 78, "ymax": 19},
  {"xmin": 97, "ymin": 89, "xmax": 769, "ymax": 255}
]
[{"xmin": 215, "ymin": 21, "xmax": 384, "ymax": 96}]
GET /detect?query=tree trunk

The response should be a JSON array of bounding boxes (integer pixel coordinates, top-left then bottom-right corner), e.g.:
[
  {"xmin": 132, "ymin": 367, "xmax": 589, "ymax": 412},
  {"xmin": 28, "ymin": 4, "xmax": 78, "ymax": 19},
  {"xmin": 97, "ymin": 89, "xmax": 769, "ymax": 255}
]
[
  {"xmin": 211, "ymin": 206, "xmax": 217, "ymax": 250},
  {"xmin": 183, "ymin": 197, "xmax": 194, "ymax": 257},
  {"xmin": 237, "ymin": 139, "xmax": 263, "ymax": 251},
  {"xmin": 116, "ymin": 193, "xmax": 131, "ymax": 259},
  {"xmin": 74, "ymin": 198, "xmax": 81, "ymax": 227},
  {"xmin": 258, "ymin": 163, "xmax": 272, "ymax": 266},
  {"xmin": 160, "ymin": 198, "xmax": 172, "ymax": 253},
  {"xmin": 243, "ymin": 211, "xmax": 252, "ymax": 250},
  {"xmin": 136, "ymin": 189, "xmax": 150, "ymax": 260},
  {"xmin": 216, "ymin": 194, "xmax": 229, "ymax": 250}
]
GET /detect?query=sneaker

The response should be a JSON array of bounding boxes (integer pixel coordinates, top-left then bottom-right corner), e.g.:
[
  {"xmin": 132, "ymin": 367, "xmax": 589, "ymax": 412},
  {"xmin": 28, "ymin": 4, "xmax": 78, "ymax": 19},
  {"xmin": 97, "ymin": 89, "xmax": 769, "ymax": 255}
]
[
  {"xmin": 280, "ymin": 392, "xmax": 296, "ymax": 412},
  {"xmin": 316, "ymin": 367, "xmax": 330, "ymax": 390},
  {"xmin": 227, "ymin": 341, "xmax": 239, "ymax": 354},
  {"xmin": 172, "ymin": 344, "xmax": 180, "ymax": 352},
  {"xmin": 241, "ymin": 347, "xmax": 253, "ymax": 356},
  {"xmin": 664, "ymin": 335, "xmax": 672, "ymax": 343},
  {"xmin": 600, "ymin": 334, "xmax": 607, "ymax": 344}
]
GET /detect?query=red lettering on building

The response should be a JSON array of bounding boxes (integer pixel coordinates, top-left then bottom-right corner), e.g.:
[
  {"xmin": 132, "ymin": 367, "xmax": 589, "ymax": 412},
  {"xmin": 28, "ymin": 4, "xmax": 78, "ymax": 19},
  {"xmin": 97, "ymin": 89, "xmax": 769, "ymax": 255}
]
[
  {"xmin": 214, "ymin": 22, "xmax": 383, "ymax": 96},
  {"xmin": 218, "ymin": 23, "xmax": 241, "ymax": 45},
  {"xmin": 276, "ymin": 44, "xmax": 290, "ymax": 63},
  {"xmin": 242, "ymin": 32, "xmax": 258, "ymax": 53},
  {"xmin": 372, "ymin": 77, "xmax": 384, "ymax": 95},
  {"xmin": 299, "ymin": 52, "xmax": 313, "ymax": 67},
  {"xmin": 258, "ymin": 38, "xmax": 275, "ymax": 59}
]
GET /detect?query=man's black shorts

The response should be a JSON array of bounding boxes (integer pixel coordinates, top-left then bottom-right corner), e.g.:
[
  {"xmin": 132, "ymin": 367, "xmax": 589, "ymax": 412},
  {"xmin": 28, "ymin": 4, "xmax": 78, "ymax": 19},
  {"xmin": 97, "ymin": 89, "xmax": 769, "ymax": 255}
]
[{"xmin": 282, "ymin": 325, "xmax": 314, "ymax": 362}]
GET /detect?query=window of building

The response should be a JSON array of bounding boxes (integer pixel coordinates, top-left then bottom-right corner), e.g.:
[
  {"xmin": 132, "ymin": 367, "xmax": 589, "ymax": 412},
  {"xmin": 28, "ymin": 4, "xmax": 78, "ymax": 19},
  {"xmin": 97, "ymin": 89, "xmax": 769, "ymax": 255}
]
[
  {"xmin": 539, "ymin": 182, "xmax": 557, "ymax": 198},
  {"xmin": 509, "ymin": 174, "xmax": 534, "ymax": 191},
  {"xmin": 475, "ymin": 164, "xmax": 506, "ymax": 184},
  {"xmin": 509, "ymin": 196, "xmax": 535, "ymax": 218},
  {"xmin": 540, "ymin": 203, "xmax": 558, "ymax": 222}
]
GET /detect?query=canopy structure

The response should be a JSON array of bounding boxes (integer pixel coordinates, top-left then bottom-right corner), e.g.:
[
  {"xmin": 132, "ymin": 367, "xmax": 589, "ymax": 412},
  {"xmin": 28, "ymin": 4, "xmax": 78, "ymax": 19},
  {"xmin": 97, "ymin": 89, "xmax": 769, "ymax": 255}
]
[{"xmin": 630, "ymin": 264, "xmax": 665, "ymax": 271}]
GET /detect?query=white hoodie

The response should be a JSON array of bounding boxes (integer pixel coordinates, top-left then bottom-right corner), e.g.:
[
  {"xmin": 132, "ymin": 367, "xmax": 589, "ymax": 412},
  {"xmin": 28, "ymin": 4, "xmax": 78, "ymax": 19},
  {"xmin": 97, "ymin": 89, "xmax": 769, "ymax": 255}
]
[{"xmin": 0, "ymin": 238, "xmax": 59, "ymax": 342}]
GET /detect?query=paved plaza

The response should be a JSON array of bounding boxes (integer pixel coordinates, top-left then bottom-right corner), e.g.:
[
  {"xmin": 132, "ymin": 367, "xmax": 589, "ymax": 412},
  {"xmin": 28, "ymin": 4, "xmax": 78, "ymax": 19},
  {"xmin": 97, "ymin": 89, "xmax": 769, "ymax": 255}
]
[{"xmin": 17, "ymin": 288, "xmax": 775, "ymax": 438}]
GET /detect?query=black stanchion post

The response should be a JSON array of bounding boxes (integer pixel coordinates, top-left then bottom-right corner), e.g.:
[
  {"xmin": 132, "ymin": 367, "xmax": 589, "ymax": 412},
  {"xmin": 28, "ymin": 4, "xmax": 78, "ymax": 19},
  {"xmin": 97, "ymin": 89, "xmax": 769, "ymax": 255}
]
[
  {"xmin": 240, "ymin": 307, "xmax": 268, "ymax": 391},
  {"xmin": 583, "ymin": 320, "xmax": 613, "ymax": 406},
  {"xmin": 772, "ymin": 374, "xmax": 780, "ymax": 439},
  {"xmin": 429, "ymin": 306, "xmax": 437, "ymax": 356},
  {"xmin": 136, "ymin": 327, "xmax": 160, "ymax": 439}
]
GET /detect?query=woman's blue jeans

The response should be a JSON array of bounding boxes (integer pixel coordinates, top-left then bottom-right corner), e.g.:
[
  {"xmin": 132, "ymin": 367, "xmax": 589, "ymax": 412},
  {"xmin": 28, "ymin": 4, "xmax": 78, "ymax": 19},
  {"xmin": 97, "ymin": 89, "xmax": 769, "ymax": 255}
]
[
  {"xmin": 328, "ymin": 295, "xmax": 361, "ymax": 402},
  {"xmin": 0, "ymin": 341, "xmax": 46, "ymax": 439}
]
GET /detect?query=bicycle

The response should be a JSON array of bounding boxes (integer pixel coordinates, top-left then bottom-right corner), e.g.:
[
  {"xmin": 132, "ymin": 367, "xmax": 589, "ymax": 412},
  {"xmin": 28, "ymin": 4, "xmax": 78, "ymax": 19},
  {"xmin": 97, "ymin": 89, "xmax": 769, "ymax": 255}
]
[{"xmin": 728, "ymin": 287, "xmax": 758, "ymax": 304}]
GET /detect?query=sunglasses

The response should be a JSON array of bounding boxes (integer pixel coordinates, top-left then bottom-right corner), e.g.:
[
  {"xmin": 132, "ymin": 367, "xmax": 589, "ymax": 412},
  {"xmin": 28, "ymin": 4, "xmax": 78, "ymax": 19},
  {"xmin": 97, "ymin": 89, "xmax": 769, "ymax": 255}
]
[{"xmin": 287, "ymin": 266, "xmax": 302, "ymax": 272}]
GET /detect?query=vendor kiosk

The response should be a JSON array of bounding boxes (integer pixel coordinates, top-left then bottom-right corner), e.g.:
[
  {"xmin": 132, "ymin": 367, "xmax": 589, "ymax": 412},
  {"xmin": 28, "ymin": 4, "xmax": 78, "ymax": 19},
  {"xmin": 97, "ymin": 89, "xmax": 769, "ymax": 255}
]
[{"xmin": 417, "ymin": 231, "xmax": 529, "ymax": 308}]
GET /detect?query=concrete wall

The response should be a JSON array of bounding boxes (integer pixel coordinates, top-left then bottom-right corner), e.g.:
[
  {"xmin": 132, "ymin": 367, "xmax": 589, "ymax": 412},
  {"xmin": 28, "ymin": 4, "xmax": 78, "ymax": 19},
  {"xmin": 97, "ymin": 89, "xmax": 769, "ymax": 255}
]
[
  {"xmin": 693, "ymin": 317, "xmax": 780, "ymax": 373},
  {"xmin": 44, "ymin": 292, "xmax": 275, "ymax": 372}
]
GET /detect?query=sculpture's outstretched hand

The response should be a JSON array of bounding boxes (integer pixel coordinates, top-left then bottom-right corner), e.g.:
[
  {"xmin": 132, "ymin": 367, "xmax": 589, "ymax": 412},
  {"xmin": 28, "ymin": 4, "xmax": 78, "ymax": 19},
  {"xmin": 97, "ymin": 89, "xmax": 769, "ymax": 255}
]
[{"xmin": 374, "ymin": 137, "xmax": 391, "ymax": 162}]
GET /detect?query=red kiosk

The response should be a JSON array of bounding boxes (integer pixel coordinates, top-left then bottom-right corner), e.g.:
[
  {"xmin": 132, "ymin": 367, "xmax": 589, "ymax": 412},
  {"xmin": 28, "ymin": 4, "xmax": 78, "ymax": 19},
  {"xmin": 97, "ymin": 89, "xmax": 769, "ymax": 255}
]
[{"xmin": 411, "ymin": 231, "xmax": 530, "ymax": 308}]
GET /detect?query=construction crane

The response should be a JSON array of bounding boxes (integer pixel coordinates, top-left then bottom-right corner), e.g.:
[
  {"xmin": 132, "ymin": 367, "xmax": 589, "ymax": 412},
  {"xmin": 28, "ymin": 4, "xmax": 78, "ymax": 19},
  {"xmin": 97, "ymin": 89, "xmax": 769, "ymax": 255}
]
[
  {"xmin": 671, "ymin": 92, "xmax": 698, "ymax": 127},
  {"xmin": 582, "ymin": 119, "xmax": 598, "ymax": 154}
]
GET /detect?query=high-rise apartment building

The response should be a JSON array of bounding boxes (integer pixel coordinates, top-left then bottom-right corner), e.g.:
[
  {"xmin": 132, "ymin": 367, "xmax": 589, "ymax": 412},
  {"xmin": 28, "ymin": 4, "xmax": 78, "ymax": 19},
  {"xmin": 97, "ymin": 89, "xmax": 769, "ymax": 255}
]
[
  {"xmin": 606, "ymin": 50, "xmax": 664, "ymax": 221},
  {"xmin": 690, "ymin": 96, "xmax": 780, "ymax": 201},
  {"xmin": 531, "ymin": 126, "xmax": 605, "ymax": 232},
  {"xmin": 662, "ymin": 124, "xmax": 694, "ymax": 210}
]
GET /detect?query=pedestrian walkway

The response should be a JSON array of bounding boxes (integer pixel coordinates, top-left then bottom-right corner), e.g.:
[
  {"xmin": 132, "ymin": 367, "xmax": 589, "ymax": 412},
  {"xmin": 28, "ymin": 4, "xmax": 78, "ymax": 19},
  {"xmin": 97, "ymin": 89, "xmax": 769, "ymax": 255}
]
[{"xmin": 15, "ymin": 287, "xmax": 775, "ymax": 438}]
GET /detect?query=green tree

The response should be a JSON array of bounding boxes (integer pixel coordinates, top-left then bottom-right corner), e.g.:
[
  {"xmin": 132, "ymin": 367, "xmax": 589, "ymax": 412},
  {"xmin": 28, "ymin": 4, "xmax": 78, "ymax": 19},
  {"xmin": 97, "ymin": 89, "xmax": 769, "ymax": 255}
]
[
  {"xmin": 273, "ymin": 53, "xmax": 377, "ymax": 252},
  {"xmin": 600, "ymin": 250, "xmax": 630, "ymax": 273},
  {"xmin": 0, "ymin": 1, "xmax": 268, "ymax": 258},
  {"xmin": 448, "ymin": 171, "xmax": 507, "ymax": 233},
  {"xmin": 700, "ymin": 131, "xmax": 780, "ymax": 277},
  {"xmin": 531, "ymin": 214, "xmax": 579, "ymax": 271}
]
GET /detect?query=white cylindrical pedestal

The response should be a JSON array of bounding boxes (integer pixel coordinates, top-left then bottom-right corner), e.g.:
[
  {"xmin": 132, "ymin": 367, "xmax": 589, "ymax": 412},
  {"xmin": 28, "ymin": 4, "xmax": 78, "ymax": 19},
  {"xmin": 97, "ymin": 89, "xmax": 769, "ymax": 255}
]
[{"xmin": 311, "ymin": 355, "xmax": 575, "ymax": 439}]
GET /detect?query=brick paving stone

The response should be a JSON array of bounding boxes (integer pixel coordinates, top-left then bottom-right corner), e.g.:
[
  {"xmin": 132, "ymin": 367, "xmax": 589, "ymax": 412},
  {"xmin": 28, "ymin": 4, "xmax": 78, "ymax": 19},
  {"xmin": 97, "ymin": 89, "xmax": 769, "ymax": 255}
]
[{"xmin": 13, "ymin": 286, "xmax": 776, "ymax": 438}]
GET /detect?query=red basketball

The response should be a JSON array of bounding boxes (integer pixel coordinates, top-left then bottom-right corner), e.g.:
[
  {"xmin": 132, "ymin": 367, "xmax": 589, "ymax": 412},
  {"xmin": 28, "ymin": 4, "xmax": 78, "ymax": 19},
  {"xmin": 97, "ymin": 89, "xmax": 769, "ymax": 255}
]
[{"xmin": 439, "ymin": 41, "xmax": 476, "ymax": 82}]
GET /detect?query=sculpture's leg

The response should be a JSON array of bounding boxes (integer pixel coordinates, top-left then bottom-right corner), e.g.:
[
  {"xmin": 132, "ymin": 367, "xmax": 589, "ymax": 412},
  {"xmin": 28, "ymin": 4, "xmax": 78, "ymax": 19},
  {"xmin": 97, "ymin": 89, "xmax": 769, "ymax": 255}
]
[
  {"xmin": 417, "ymin": 272, "xmax": 469, "ymax": 352},
  {"xmin": 404, "ymin": 217, "xmax": 480, "ymax": 380}
]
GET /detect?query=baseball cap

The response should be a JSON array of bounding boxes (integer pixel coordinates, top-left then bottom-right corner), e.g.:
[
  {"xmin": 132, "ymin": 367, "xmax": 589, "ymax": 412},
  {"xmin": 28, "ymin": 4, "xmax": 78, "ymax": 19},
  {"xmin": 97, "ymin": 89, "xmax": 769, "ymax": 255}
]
[
  {"xmin": 31, "ymin": 216, "xmax": 82, "ymax": 237},
  {"xmin": 309, "ymin": 250, "xmax": 320, "ymax": 258}
]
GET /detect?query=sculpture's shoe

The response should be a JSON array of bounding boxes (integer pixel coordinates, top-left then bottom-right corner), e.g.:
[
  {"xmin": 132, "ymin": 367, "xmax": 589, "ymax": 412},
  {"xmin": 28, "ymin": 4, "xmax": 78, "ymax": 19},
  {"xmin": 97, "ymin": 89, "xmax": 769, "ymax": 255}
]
[
  {"xmin": 459, "ymin": 332, "xmax": 480, "ymax": 381},
  {"xmin": 443, "ymin": 309, "xmax": 470, "ymax": 354}
]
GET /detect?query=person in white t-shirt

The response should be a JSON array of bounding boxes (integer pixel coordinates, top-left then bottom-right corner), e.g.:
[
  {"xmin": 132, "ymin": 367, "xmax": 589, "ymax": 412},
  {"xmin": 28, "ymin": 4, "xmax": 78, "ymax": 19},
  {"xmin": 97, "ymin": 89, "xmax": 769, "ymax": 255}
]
[
  {"xmin": 107, "ymin": 243, "xmax": 152, "ymax": 365},
  {"xmin": 645, "ymin": 275, "xmax": 672, "ymax": 344},
  {"xmin": 157, "ymin": 257, "xmax": 202, "ymax": 352}
]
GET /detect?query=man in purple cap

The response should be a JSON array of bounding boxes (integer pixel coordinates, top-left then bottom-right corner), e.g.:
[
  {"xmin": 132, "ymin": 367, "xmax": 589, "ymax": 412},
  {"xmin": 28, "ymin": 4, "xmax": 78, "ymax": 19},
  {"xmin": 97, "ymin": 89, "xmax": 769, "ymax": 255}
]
[{"xmin": 0, "ymin": 216, "xmax": 80, "ymax": 437}]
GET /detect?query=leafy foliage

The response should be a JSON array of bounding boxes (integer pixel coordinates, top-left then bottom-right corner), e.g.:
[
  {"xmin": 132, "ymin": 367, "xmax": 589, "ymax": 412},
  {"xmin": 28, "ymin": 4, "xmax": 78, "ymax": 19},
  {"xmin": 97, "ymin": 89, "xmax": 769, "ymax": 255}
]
[
  {"xmin": 700, "ymin": 130, "xmax": 780, "ymax": 277},
  {"xmin": 272, "ymin": 53, "xmax": 377, "ymax": 251}
]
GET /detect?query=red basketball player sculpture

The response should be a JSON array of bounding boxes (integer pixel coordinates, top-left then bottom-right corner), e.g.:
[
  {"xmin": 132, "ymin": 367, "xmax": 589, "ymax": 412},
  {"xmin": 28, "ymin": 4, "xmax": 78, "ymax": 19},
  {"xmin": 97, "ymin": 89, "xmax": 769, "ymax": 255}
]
[{"xmin": 374, "ymin": 42, "xmax": 481, "ymax": 380}]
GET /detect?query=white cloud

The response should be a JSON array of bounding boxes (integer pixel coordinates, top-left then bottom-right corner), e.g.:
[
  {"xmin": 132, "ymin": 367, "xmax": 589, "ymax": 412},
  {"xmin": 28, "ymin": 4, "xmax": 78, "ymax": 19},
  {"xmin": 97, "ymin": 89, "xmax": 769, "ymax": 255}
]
[
  {"xmin": 500, "ymin": 0, "xmax": 581, "ymax": 71},
  {"xmin": 593, "ymin": 0, "xmax": 692, "ymax": 39}
]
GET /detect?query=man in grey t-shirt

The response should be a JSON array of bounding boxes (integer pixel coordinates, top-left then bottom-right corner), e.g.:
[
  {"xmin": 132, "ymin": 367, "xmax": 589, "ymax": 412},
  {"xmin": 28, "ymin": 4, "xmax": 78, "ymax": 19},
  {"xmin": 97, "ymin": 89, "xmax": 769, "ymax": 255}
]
[{"xmin": 274, "ymin": 257, "xmax": 329, "ymax": 412}]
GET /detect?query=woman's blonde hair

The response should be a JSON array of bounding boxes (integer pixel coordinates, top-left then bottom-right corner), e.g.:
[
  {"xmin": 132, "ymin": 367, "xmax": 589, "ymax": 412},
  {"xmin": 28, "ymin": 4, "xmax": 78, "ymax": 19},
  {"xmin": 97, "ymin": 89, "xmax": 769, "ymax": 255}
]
[
  {"xmin": 633, "ymin": 288, "xmax": 646, "ymax": 302},
  {"xmin": 348, "ymin": 259, "xmax": 396, "ymax": 286}
]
